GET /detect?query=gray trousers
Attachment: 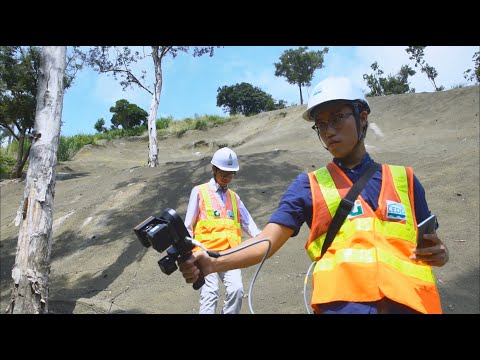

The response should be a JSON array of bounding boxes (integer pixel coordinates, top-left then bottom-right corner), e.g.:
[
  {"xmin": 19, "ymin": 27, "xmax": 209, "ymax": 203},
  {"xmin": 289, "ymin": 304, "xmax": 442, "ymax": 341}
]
[{"xmin": 199, "ymin": 269, "xmax": 244, "ymax": 314}]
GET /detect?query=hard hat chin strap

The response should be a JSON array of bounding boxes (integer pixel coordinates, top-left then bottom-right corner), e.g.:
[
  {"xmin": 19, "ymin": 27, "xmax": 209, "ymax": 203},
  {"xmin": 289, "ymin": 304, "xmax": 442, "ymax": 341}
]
[
  {"xmin": 354, "ymin": 103, "xmax": 364, "ymax": 140},
  {"xmin": 336, "ymin": 103, "xmax": 365, "ymax": 159}
]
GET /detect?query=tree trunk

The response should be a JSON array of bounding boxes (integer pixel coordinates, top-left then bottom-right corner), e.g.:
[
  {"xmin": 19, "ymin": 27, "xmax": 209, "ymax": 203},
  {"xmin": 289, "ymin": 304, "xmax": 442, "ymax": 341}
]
[
  {"xmin": 147, "ymin": 47, "xmax": 161, "ymax": 167},
  {"xmin": 7, "ymin": 46, "xmax": 66, "ymax": 314},
  {"xmin": 298, "ymin": 83, "xmax": 303, "ymax": 105},
  {"xmin": 12, "ymin": 130, "xmax": 27, "ymax": 178}
]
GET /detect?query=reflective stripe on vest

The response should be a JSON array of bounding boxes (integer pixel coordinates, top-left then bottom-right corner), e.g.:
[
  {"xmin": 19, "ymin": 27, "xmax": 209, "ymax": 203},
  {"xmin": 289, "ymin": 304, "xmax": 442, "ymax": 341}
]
[
  {"xmin": 305, "ymin": 163, "xmax": 442, "ymax": 314},
  {"xmin": 193, "ymin": 184, "xmax": 242, "ymax": 251}
]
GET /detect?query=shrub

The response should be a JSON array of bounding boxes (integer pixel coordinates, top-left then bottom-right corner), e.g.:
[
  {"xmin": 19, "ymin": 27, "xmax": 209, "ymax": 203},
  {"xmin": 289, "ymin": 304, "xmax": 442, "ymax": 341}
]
[
  {"xmin": 0, "ymin": 148, "xmax": 16, "ymax": 178},
  {"xmin": 195, "ymin": 120, "xmax": 208, "ymax": 131},
  {"xmin": 156, "ymin": 116, "xmax": 172, "ymax": 129}
]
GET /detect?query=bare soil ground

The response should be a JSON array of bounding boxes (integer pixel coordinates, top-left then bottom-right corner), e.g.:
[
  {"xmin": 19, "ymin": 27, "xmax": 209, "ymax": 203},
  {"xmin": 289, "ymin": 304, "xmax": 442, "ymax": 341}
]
[{"xmin": 1, "ymin": 85, "xmax": 479, "ymax": 314}]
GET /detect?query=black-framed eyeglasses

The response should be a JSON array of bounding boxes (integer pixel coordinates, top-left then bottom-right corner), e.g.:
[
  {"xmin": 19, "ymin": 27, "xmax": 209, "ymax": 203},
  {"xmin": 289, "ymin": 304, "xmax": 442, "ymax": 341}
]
[
  {"xmin": 312, "ymin": 112, "xmax": 354, "ymax": 136},
  {"xmin": 217, "ymin": 169, "xmax": 236, "ymax": 177}
]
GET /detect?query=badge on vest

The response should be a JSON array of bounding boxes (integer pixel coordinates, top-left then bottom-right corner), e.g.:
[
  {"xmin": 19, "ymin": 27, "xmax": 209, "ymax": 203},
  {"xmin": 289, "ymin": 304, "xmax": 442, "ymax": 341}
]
[
  {"xmin": 386, "ymin": 200, "xmax": 406, "ymax": 220},
  {"xmin": 227, "ymin": 210, "xmax": 235, "ymax": 219},
  {"xmin": 213, "ymin": 210, "xmax": 221, "ymax": 217},
  {"xmin": 347, "ymin": 200, "xmax": 364, "ymax": 218}
]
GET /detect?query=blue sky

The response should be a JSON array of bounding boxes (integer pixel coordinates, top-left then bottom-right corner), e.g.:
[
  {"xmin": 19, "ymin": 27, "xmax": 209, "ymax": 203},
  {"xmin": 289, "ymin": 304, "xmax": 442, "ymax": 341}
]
[{"xmin": 61, "ymin": 46, "xmax": 478, "ymax": 137}]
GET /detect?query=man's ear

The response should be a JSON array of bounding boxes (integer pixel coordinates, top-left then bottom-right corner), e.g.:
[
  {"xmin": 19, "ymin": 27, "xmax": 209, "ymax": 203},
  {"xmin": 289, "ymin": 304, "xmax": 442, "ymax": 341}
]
[{"xmin": 360, "ymin": 111, "xmax": 368, "ymax": 127}]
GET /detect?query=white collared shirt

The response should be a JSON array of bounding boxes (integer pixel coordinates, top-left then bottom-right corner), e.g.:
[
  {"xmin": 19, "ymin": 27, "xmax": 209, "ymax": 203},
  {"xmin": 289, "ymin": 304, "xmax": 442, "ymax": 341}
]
[{"xmin": 184, "ymin": 178, "xmax": 262, "ymax": 238}]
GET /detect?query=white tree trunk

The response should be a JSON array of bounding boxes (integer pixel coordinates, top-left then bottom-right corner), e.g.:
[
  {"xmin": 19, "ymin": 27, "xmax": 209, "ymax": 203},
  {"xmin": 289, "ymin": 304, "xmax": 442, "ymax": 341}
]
[
  {"xmin": 147, "ymin": 46, "xmax": 161, "ymax": 167},
  {"xmin": 7, "ymin": 46, "xmax": 66, "ymax": 314}
]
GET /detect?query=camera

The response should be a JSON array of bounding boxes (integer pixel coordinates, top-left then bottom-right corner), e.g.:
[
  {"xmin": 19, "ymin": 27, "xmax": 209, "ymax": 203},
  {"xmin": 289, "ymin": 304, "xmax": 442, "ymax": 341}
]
[{"xmin": 133, "ymin": 208, "xmax": 204, "ymax": 290}]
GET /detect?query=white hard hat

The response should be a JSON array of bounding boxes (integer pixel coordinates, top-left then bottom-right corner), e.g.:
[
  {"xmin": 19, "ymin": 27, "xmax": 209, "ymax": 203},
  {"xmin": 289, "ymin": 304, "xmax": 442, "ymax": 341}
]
[
  {"xmin": 211, "ymin": 147, "xmax": 239, "ymax": 171},
  {"xmin": 302, "ymin": 78, "xmax": 370, "ymax": 121}
]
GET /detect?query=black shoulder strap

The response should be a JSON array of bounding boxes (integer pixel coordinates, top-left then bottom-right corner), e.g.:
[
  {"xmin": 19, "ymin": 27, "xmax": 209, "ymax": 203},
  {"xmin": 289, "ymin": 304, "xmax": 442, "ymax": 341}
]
[{"xmin": 320, "ymin": 161, "xmax": 380, "ymax": 258}]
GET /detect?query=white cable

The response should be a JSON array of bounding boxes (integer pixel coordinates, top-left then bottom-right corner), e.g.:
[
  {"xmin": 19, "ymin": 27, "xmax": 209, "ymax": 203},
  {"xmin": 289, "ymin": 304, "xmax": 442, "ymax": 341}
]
[
  {"xmin": 190, "ymin": 235, "xmax": 316, "ymax": 314},
  {"xmin": 188, "ymin": 236, "xmax": 271, "ymax": 314},
  {"xmin": 187, "ymin": 237, "xmax": 209, "ymax": 252},
  {"xmin": 303, "ymin": 261, "xmax": 317, "ymax": 314},
  {"xmin": 219, "ymin": 238, "xmax": 271, "ymax": 314},
  {"xmin": 187, "ymin": 237, "xmax": 271, "ymax": 314}
]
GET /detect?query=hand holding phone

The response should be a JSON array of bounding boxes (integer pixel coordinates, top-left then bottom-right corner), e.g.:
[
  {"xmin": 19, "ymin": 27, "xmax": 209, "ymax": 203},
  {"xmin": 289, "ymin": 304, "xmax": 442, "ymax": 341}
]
[{"xmin": 416, "ymin": 214, "xmax": 437, "ymax": 248}]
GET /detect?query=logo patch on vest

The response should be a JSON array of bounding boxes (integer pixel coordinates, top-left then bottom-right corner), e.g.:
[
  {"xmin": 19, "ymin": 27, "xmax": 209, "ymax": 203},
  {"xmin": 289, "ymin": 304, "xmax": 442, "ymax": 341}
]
[
  {"xmin": 347, "ymin": 200, "xmax": 364, "ymax": 218},
  {"xmin": 213, "ymin": 210, "xmax": 221, "ymax": 217},
  {"xmin": 386, "ymin": 200, "xmax": 406, "ymax": 220},
  {"xmin": 227, "ymin": 210, "xmax": 235, "ymax": 219}
]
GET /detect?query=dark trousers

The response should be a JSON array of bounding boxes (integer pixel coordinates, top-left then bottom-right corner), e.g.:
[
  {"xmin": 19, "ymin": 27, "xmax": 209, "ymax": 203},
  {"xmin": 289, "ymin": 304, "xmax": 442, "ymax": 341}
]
[{"xmin": 315, "ymin": 298, "xmax": 421, "ymax": 314}]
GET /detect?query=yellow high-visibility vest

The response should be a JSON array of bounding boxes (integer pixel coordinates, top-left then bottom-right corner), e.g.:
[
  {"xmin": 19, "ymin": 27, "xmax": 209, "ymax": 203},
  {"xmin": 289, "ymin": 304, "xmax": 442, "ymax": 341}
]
[
  {"xmin": 193, "ymin": 183, "xmax": 242, "ymax": 251},
  {"xmin": 305, "ymin": 162, "xmax": 442, "ymax": 314}
]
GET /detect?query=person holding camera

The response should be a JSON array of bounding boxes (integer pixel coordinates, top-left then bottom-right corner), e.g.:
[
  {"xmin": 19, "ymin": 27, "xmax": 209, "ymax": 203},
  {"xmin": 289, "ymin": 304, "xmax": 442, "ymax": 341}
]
[
  {"xmin": 179, "ymin": 80, "xmax": 449, "ymax": 314},
  {"xmin": 184, "ymin": 147, "xmax": 261, "ymax": 314}
]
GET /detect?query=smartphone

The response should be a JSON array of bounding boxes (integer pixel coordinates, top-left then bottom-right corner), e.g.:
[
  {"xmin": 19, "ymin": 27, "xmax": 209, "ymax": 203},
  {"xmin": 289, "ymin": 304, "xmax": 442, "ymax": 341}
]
[{"xmin": 416, "ymin": 214, "xmax": 437, "ymax": 248}]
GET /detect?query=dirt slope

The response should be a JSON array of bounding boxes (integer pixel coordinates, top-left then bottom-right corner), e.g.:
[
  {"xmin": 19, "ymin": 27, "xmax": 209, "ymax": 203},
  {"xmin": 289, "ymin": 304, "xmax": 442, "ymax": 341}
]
[{"xmin": 1, "ymin": 85, "xmax": 479, "ymax": 314}]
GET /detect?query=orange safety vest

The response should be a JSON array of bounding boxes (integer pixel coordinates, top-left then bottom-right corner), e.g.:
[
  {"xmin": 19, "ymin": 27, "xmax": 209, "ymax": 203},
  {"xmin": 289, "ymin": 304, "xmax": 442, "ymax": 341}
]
[
  {"xmin": 193, "ymin": 183, "xmax": 242, "ymax": 251},
  {"xmin": 306, "ymin": 162, "xmax": 442, "ymax": 314}
]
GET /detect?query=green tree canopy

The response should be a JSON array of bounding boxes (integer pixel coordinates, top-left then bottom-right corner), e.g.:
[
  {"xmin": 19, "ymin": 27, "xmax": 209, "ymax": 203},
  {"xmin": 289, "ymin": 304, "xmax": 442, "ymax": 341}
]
[
  {"xmin": 109, "ymin": 99, "xmax": 148, "ymax": 130},
  {"xmin": 0, "ymin": 47, "xmax": 40, "ymax": 134},
  {"xmin": 1, "ymin": 46, "xmax": 43, "ymax": 178},
  {"xmin": 0, "ymin": 46, "xmax": 83, "ymax": 177},
  {"xmin": 94, "ymin": 118, "xmax": 107, "ymax": 133},
  {"xmin": 216, "ymin": 82, "xmax": 286, "ymax": 116},
  {"xmin": 274, "ymin": 46, "xmax": 329, "ymax": 105},
  {"xmin": 363, "ymin": 62, "xmax": 416, "ymax": 96}
]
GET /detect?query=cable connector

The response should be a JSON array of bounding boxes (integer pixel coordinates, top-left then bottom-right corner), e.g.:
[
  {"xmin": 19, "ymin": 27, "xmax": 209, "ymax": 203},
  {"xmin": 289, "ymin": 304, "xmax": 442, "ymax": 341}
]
[
  {"xmin": 206, "ymin": 250, "xmax": 221, "ymax": 258},
  {"xmin": 187, "ymin": 237, "xmax": 221, "ymax": 258}
]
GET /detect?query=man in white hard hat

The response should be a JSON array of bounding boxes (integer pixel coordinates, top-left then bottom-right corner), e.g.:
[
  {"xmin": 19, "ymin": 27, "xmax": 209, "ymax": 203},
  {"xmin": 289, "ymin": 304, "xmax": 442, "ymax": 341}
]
[
  {"xmin": 184, "ymin": 147, "xmax": 261, "ymax": 314},
  {"xmin": 180, "ymin": 79, "xmax": 449, "ymax": 314}
]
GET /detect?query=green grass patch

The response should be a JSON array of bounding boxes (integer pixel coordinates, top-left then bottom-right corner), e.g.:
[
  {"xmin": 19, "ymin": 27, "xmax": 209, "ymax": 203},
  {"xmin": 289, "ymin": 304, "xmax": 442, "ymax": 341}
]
[{"xmin": 1, "ymin": 114, "xmax": 234, "ymax": 176}]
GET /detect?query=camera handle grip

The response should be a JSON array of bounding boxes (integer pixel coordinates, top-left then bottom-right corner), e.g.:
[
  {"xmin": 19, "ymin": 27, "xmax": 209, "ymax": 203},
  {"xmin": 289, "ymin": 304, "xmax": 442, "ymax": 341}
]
[
  {"xmin": 189, "ymin": 250, "xmax": 221, "ymax": 289},
  {"xmin": 178, "ymin": 251, "xmax": 205, "ymax": 290},
  {"xmin": 192, "ymin": 276, "xmax": 205, "ymax": 290}
]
